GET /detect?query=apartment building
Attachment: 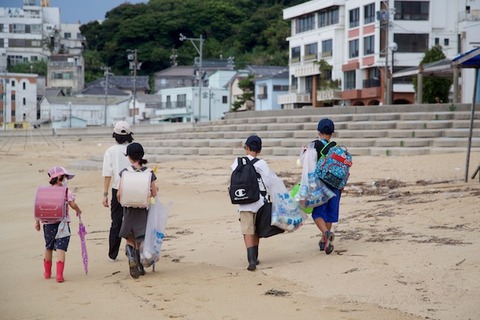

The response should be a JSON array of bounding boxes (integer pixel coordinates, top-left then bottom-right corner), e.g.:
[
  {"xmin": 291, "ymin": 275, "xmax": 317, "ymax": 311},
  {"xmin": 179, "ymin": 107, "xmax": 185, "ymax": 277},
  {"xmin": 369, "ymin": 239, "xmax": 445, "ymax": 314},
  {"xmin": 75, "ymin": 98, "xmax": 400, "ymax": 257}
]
[
  {"xmin": 0, "ymin": 0, "xmax": 84, "ymax": 68},
  {"xmin": 281, "ymin": 0, "xmax": 480, "ymax": 108},
  {"xmin": 1, "ymin": 73, "xmax": 38, "ymax": 128}
]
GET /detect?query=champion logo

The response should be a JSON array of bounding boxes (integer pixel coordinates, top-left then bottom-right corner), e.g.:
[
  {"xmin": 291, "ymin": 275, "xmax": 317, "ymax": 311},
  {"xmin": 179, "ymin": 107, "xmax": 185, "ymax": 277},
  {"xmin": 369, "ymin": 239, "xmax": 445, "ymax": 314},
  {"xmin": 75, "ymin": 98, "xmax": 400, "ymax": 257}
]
[{"xmin": 235, "ymin": 189, "xmax": 247, "ymax": 198}]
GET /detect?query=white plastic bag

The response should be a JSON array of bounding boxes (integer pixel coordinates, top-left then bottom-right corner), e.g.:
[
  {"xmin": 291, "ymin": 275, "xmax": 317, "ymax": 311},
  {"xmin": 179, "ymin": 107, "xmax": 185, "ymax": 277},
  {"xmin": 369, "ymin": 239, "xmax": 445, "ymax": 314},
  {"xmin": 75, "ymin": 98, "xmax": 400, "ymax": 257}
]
[
  {"xmin": 267, "ymin": 171, "xmax": 307, "ymax": 232},
  {"xmin": 141, "ymin": 197, "xmax": 170, "ymax": 268},
  {"xmin": 295, "ymin": 142, "xmax": 335, "ymax": 208},
  {"xmin": 55, "ymin": 218, "xmax": 70, "ymax": 239}
]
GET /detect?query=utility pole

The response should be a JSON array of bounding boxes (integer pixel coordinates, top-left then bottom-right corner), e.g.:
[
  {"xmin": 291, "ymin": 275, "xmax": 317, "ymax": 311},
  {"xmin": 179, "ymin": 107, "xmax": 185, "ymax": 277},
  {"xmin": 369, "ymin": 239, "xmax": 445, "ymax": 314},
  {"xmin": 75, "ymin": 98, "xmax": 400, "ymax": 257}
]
[
  {"xmin": 382, "ymin": 0, "xmax": 391, "ymax": 105},
  {"xmin": 127, "ymin": 49, "xmax": 141, "ymax": 125},
  {"xmin": 101, "ymin": 66, "xmax": 111, "ymax": 126},
  {"xmin": 180, "ymin": 33, "xmax": 204, "ymax": 122}
]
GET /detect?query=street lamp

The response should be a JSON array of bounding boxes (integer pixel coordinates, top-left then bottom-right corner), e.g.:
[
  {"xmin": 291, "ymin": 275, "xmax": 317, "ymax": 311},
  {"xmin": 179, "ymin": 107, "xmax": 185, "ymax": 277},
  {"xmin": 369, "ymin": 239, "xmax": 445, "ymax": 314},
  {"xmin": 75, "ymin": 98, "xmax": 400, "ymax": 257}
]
[
  {"xmin": 101, "ymin": 66, "xmax": 112, "ymax": 126},
  {"xmin": 179, "ymin": 33, "xmax": 204, "ymax": 122},
  {"xmin": 389, "ymin": 42, "xmax": 398, "ymax": 105},
  {"xmin": 127, "ymin": 49, "xmax": 141, "ymax": 125}
]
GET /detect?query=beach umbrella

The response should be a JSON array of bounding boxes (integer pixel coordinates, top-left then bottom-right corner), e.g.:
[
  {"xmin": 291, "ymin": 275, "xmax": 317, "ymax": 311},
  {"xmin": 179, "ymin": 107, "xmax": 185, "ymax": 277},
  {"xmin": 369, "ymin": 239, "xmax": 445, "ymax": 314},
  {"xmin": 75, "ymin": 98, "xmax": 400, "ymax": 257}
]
[{"xmin": 78, "ymin": 216, "xmax": 88, "ymax": 274}]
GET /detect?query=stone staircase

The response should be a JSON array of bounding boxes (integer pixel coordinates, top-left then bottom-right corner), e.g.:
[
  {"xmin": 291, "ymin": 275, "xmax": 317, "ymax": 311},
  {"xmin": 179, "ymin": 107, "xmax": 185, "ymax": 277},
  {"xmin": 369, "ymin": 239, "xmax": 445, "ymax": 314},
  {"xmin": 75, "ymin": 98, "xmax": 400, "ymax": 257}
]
[{"xmin": 142, "ymin": 103, "xmax": 480, "ymax": 160}]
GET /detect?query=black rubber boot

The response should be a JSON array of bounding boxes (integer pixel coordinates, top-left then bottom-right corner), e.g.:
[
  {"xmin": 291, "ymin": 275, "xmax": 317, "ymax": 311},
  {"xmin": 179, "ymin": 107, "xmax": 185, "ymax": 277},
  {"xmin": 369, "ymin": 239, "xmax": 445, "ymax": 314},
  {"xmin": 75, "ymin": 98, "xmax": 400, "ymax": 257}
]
[
  {"xmin": 135, "ymin": 245, "xmax": 146, "ymax": 276},
  {"xmin": 125, "ymin": 245, "xmax": 140, "ymax": 279},
  {"xmin": 253, "ymin": 245, "xmax": 260, "ymax": 265},
  {"xmin": 247, "ymin": 247, "xmax": 256, "ymax": 271}
]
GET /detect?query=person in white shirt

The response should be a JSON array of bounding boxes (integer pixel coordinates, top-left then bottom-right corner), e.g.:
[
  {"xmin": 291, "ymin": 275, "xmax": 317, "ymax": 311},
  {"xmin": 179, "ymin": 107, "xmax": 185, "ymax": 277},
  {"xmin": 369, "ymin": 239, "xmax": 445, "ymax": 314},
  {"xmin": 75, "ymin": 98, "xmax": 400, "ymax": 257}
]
[
  {"xmin": 231, "ymin": 135, "xmax": 271, "ymax": 271},
  {"xmin": 102, "ymin": 121, "xmax": 133, "ymax": 261}
]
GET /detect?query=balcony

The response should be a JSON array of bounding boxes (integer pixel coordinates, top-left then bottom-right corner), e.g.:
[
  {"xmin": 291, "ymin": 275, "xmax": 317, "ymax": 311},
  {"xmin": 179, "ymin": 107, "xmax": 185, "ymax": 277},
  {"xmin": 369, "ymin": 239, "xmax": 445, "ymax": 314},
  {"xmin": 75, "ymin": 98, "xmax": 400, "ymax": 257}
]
[
  {"xmin": 363, "ymin": 79, "xmax": 381, "ymax": 88},
  {"xmin": 278, "ymin": 92, "xmax": 311, "ymax": 105},
  {"xmin": 317, "ymin": 89, "xmax": 342, "ymax": 101},
  {"xmin": 342, "ymin": 89, "xmax": 361, "ymax": 100}
]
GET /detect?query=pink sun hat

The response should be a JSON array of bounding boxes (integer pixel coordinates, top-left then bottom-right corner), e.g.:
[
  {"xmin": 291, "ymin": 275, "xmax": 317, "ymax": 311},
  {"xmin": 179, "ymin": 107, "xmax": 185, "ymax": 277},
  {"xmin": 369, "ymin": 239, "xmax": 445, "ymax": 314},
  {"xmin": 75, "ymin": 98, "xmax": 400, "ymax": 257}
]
[{"xmin": 48, "ymin": 166, "xmax": 75, "ymax": 179}]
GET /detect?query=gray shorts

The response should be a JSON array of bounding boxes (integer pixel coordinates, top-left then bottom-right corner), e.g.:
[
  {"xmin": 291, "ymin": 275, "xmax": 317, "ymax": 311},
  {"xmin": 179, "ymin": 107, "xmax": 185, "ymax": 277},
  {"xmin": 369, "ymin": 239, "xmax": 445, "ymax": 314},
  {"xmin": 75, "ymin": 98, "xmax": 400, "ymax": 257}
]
[{"xmin": 119, "ymin": 207, "xmax": 148, "ymax": 241}]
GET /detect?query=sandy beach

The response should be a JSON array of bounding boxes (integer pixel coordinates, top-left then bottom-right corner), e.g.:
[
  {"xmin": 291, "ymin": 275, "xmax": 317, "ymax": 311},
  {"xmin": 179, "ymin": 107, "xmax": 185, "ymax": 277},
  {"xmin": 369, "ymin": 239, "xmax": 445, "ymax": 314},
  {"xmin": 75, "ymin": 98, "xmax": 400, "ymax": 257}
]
[{"xmin": 0, "ymin": 136, "xmax": 479, "ymax": 320}]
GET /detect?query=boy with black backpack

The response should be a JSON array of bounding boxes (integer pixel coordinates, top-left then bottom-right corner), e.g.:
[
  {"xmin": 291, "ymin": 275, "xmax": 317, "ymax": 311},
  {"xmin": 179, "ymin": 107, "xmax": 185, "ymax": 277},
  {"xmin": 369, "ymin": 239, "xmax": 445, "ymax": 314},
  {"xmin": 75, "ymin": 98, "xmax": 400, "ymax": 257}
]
[
  {"xmin": 230, "ymin": 135, "xmax": 271, "ymax": 271},
  {"xmin": 309, "ymin": 118, "xmax": 344, "ymax": 255}
]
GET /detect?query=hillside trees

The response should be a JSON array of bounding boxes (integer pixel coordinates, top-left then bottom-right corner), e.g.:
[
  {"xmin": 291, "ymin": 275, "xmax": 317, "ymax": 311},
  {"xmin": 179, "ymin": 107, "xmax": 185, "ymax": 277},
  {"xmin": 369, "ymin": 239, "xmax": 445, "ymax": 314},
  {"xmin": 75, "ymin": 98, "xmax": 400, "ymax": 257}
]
[{"xmin": 80, "ymin": 0, "xmax": 303, "ymax": 83}]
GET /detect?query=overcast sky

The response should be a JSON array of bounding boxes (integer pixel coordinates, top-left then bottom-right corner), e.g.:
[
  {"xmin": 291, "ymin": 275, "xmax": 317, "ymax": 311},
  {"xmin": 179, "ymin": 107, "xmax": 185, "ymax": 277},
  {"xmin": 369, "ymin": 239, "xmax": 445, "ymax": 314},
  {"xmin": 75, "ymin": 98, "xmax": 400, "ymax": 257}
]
[{"xmin": 2, "ymin": 0, "xmax": 146, "ymax": 24}]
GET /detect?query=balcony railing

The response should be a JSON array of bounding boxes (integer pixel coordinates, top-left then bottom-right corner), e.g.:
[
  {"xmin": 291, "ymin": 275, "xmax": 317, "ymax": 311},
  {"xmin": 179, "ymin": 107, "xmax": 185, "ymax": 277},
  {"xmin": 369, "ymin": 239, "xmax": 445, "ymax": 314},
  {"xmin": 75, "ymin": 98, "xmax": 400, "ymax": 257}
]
[{"xmin": 363, "ymin": 79, "xmax": 381, "ymax": 88}]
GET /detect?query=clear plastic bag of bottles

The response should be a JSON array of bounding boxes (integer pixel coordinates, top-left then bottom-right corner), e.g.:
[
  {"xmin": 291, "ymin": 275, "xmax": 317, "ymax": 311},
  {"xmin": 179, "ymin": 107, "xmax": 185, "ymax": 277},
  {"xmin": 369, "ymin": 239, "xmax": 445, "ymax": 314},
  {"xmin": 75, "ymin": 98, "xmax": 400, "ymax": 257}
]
[
  {"xmin": 267, "ymin": 170, "xmax": 307, "ymax": 232},
  {"xmin": 295, "ymin": 142, "xmax": 335, "ymax": 208}
]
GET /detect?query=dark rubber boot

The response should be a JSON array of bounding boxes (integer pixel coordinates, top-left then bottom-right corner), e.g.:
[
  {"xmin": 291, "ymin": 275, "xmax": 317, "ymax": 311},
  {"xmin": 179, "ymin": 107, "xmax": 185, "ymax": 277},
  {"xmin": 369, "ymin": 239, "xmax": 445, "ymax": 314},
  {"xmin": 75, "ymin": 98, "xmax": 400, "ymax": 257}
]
[
  {"xmin": 125, "ymin": 245, "xmax": 140, "ymax": 279},
  {"xmin": 135, "ymin": 246, "xmax": 146, "ymax": 276},
  {"xmin": 253, "ymin": 245, "xmax": 260, "ymax": 265},
  {"xmin": 247, "ymin": 247, "xmax": 256, "ymax": 271}
]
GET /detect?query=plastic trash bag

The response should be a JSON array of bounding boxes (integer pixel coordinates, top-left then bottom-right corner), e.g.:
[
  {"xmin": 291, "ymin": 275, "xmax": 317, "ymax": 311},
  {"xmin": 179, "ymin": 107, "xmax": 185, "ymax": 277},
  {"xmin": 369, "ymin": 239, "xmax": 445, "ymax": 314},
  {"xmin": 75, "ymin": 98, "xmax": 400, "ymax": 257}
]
[
  {"xmin": 141, "ymin": 197, "xmax": 170, "ymax": 268},
  {"xmin": 267, "ymin": 170, "xmax": 307, "ymax": 232},
  {"xmin": 294, "ymin": 142, "xmax": 335, "ymax": 209}
]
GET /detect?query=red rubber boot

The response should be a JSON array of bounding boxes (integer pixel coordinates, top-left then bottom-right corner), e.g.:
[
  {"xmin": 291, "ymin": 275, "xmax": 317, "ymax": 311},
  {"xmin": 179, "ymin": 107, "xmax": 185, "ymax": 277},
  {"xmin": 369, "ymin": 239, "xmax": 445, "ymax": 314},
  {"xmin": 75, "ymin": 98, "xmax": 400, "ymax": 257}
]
[
  {"xmin": 56, "ymin": 261, "xmax": 65, "ymax": 283},
  {"xmin": 44, "ymin": 260, "xmax": 52, "ymax": 279}
]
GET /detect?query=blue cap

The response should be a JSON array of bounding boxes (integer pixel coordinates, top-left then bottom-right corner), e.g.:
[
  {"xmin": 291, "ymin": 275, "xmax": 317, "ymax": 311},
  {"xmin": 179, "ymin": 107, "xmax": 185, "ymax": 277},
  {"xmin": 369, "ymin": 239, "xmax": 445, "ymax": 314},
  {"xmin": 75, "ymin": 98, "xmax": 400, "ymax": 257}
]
[
  {"xmin": 317, "ymin": 118, "xmax": 335, "ymax": 134},
  {"xmin": 245, "ymin": 135, "xmax": 262, "ymax": 152}
]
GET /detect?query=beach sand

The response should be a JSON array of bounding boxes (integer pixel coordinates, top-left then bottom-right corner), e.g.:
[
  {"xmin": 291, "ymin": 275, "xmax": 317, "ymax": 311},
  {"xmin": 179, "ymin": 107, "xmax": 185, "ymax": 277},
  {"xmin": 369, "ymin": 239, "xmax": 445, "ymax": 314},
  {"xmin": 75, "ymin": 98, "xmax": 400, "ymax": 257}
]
[{"xmin": 0, "ymin": 137, "xmax": 479, "ymax": 320}]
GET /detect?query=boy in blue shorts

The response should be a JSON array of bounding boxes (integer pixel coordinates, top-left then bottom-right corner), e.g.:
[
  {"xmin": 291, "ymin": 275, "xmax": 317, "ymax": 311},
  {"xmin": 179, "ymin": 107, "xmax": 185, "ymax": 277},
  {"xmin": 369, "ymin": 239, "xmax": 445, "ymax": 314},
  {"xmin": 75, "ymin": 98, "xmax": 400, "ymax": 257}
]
[{"xmin": 311, "ymin": 118, "xmax": 342, "ymax": 255}]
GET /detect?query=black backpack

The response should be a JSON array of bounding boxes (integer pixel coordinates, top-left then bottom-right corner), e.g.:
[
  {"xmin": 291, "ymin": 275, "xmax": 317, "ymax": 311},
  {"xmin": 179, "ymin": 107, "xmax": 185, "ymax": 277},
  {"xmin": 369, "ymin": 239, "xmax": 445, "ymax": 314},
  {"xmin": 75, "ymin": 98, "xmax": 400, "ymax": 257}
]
[{"xmin": 229, "ymin": 157, "xmax": 263, "ymax": 204}]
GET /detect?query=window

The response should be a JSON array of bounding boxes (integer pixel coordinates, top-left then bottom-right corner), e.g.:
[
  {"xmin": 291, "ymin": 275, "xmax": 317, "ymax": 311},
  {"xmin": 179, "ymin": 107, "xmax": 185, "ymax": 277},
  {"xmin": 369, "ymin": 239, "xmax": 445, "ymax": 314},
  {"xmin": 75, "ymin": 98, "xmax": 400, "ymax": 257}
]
[
  {"xmin": 435, "ymin": 38, "xmax": 440, "ymax": 45},
  {"xmin": 349, "ymin": 39, "xmax": 359, "ymax": 58},
  {"xmin": 11, "ymin": 80, "xmax": 15, "ymax": 87},
  {"xmin": 304, "ymin": 42, "xmax": 318, "ymax": 60},
  {"xmin": 344, "ymin": 71, "xmax": 356, "ymax": 90},
  {"xmin": 349, "ymin": 8, "xmax": 360, "ymax": 28},
  {"xmin": 444, "ymin": 38, "xmax": 449, "ymax": 46},
  {"xmin": 222, "ymin": 96, "xmax": 227, "ymax": 104},
  {"xmin": 322, "ymin": 39, "xmax": 333, "ymax": 57},
  {"xmin": 273, "ymin": 85, "xmax": 289, "ymax": 91},
  {"xmin": 394, "ymin": 1, "xmax": 429, "ymax": 20},
  {"xmin": 30, "ymin": 24, "xmax": 41, "ymax": 34},
  {"xmin": 364, "ymin": 3, "xmax": 375, "ymax": 24},
  {"xmin": 291, "ymin": 76, "xmax": 298, "ymax": 90},
  {"xmin": 52, "ymin": 72, "xmax": 74, "ymax": 80},
  {"xmin": 291, "ymin": 46, "xmax": 301, "ymax": 63},
  {"xmin": 12, "ymin": 24, "xmax": 25, "ymax": 33},
  {"xmin": 23, "ymin": 82, "xmax": 26, "ymax": 90},
  {"xmin": 394, "ymin": 33, "xmax": 428, "ymax": 52},
  {"xmin": 318, "ymin": 6, "xmax": 339, "ymax": 27},
  {"xmin": 23, "ymin": 98, "xmax": 26, "ymax": 106},
  {"xmin": 64, "ymin": 32, "xmax": 71, "ymax": 39},
  {"xmin": 364, "ymin": 35, "xmax": 375, "ymax": 55},
  {"xmin": 295, "ymin": 14, "xmax": 315, "ymax": 33},
  {"xmin": 177, "ymin": 94, "xmax": 186, "ymax": 108}
]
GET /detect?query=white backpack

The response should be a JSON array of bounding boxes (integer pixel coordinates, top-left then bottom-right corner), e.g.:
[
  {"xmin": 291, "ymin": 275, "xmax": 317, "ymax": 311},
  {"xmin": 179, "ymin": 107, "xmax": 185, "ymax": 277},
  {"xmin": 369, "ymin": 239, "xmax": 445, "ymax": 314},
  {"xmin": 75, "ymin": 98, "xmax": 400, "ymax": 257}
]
[{"xmin": 120, "ymin": 167, "xmax": 152, "ymax": 208}]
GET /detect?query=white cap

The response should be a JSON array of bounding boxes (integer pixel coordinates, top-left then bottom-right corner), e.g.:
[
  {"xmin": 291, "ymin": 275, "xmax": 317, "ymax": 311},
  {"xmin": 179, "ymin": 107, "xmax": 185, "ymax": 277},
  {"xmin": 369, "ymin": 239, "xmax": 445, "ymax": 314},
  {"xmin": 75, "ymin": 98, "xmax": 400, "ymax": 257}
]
[{"xmin": 113, "ymin": 121, "xmax": 131, "ymax": 135}]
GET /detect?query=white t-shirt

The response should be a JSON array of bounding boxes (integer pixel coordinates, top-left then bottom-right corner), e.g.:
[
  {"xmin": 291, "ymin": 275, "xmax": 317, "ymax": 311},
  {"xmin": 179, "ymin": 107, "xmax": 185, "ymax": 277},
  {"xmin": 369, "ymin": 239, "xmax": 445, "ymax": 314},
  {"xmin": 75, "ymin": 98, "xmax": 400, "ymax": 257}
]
[
  {"xmin": 230, "ymin": 155, "xmax": 271, "ymax": 213},
  {"xmin": 102, "ymin": 143, "xmax": 131, "ymax": 190}
]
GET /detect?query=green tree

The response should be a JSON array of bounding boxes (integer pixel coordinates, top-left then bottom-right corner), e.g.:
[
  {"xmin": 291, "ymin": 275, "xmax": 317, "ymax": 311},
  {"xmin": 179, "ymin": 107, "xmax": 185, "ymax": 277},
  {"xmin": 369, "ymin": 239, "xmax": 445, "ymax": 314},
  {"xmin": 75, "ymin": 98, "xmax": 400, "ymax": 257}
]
[
  {"xmin": 413, "ymin": 45, "xmax": 452, "ymax": 103},
  {"xmin": 8, "ymin": 60, "xmax": 47, "ymax": 76},
  {"xmin": 231, "ymin": 75, "xmax": 255, "ymax": 111}
]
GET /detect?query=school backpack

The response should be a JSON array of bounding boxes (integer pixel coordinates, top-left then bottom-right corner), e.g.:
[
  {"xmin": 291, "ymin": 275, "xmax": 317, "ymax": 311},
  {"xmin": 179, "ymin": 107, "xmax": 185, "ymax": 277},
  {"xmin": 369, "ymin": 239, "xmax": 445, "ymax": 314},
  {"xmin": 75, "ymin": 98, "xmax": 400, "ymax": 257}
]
[
  {"xmin": 315, "ymin": 140, "xmax": 352, "ymax": 190},
  {"xmin": 229, "ymin": 157, "xmax": 264, "ymax": 204},
  {"xmin": 119, "ymin": 167, "xmax": 152, "ymax": 208},
  {"xmin": 34, "ymin": 186, "xmax": 68, "ymax": 223}
]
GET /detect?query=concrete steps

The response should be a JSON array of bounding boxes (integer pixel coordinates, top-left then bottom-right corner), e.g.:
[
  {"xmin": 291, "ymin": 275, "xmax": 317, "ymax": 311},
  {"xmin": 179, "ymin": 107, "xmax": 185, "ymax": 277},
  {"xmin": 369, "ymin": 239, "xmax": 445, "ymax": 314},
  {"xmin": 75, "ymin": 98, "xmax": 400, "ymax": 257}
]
[{"xmin": 141, "ymin": 104, "xmax": 480, "ymax": 160}]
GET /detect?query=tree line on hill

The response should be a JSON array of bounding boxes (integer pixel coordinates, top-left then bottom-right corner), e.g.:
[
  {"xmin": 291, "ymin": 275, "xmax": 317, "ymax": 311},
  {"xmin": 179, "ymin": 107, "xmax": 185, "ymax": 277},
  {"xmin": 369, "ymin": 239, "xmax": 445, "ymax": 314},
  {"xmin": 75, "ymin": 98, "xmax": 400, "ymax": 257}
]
[{"xmin": 77, "ymin": 0, "xmax": 305, "ymax": 84}]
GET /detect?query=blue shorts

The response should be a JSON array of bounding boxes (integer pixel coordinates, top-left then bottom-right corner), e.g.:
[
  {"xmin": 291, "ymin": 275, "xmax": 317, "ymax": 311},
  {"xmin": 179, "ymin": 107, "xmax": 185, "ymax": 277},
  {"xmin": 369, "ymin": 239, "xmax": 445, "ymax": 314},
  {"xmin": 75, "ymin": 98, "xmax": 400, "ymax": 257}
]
[
  {"xmin": 43, "ymin": 223, "xmax": 70, "ymax": 251},
  {"xmin": 312, "ymin": 188, "xmax": 341, "ymax": 223}
]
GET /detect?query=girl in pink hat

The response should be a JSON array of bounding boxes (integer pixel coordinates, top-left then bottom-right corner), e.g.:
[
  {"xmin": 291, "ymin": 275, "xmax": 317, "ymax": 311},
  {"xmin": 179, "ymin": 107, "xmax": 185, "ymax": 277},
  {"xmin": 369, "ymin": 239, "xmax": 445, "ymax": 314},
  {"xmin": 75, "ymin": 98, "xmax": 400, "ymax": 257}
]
[{"xmin": 35, "ymin": 166, "xmax": 82, "ymax": 282}]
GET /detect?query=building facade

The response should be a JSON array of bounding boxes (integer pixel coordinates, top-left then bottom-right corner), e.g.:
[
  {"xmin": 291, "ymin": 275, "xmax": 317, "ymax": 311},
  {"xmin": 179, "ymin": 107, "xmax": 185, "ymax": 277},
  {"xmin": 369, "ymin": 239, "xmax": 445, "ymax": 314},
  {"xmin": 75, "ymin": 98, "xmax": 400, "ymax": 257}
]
[
  {"xmin": 1, "ymin": 72, "xmax": 38, "ymax": 129},
  {"xmin": 0, "ymin": 0, "xmax": 83, "ymax": 69},
  {"xmin": 281, "ymin": 0, "xmax": 480, "ymax": 108}
]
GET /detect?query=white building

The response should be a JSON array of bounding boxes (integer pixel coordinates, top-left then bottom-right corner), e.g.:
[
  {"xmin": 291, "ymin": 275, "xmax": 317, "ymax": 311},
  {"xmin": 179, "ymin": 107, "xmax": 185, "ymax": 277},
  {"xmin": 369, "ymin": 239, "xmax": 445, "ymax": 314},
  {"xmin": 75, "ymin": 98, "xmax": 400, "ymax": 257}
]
[
  {"xmin": 0, "ymin": 0, "xmax": 83, "ymax": 68},
  {"xmin": 281, "ymin": 0, "xmax": 480, "ymax": 107},
  {"xmin": 1, "ymin": 72, "xmax": 38, "ymax": 129}
]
